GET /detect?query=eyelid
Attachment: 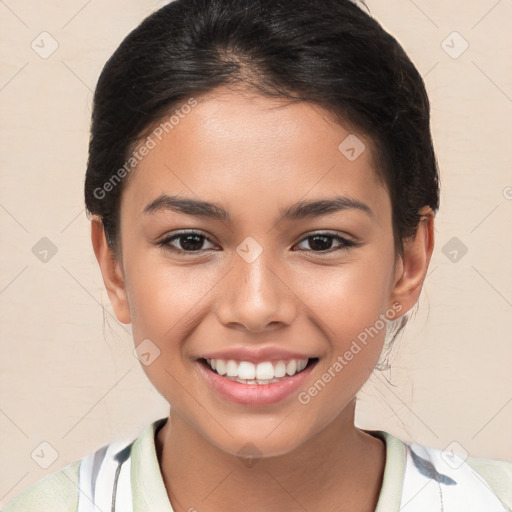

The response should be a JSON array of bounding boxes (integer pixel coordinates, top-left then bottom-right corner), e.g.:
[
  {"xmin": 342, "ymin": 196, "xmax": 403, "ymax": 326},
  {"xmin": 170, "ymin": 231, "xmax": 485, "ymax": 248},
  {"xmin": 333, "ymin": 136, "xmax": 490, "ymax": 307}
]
[{"xmin": 298, "ymin": 230, "xmax": 356, "ymax": 242}]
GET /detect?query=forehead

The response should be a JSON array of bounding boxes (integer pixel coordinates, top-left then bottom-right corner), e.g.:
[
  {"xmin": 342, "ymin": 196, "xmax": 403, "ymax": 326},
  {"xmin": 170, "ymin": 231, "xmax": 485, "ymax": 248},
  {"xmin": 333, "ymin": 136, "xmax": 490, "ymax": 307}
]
[{"xmin": 121, "ymin": 88, "xmax": 389, "ymax": 220}]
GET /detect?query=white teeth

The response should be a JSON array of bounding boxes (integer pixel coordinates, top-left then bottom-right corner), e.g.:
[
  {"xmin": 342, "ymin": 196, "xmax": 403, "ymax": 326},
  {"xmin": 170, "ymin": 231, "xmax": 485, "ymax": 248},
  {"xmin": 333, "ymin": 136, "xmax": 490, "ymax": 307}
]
[
  {"xmin": 286, "ymin": 360, "xmax": 297, "ymax": 376},
  {"xmin": 238, "ymin": 361, "xmax": 256, "ymax": 380},
  {"xmin": 274, "ymin": 361, "xmax": 286, "ymax": 378},
  {"xmin": 256, "ymin": 362, "xmax": 274, "ymax": 380},
  {"xmin": 226, "ymin": 360, "xmax": 238, "ymax": 377},
  {"xmin": 204, "ymin": 357, "xmax": 310, "ymax": 381},
  {"xmin": 216, "ymin": 360, "xmax": 226, "ymax": 376}
]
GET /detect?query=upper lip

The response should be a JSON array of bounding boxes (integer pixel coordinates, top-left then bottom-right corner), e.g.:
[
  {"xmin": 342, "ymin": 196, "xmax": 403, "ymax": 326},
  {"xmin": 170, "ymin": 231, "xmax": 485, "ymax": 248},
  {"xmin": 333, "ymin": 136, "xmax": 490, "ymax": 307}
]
[{"xmin": 199, "ymin": 347, "xmax": 315, "ymax": 364}]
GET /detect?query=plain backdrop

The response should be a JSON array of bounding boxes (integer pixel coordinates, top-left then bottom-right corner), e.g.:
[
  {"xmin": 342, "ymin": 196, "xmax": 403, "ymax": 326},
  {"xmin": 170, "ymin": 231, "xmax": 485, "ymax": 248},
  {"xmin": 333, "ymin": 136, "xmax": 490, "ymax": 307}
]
[{"xmin": 1, "ymin": 0, "xmax": 511, "ymax": 505}]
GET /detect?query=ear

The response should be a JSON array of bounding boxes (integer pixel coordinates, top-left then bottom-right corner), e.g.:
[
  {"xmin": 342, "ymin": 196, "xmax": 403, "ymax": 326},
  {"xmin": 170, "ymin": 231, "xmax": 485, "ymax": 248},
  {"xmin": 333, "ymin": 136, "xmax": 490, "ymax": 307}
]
[
  {"xmin": 90, "ymin": 216, "xmax": 131, "ymax": 324},
  {"xmin": 389, "ymin": 206, "xmax": 435, "ymax": 315}
]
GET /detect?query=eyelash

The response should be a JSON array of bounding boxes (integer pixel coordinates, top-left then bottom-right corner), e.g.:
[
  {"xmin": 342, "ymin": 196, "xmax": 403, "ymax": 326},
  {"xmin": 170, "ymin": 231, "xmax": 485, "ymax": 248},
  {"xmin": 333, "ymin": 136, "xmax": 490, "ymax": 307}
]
[{"xmin": 154, "ymin": 230, "xmax": 359, "ymax": 255}]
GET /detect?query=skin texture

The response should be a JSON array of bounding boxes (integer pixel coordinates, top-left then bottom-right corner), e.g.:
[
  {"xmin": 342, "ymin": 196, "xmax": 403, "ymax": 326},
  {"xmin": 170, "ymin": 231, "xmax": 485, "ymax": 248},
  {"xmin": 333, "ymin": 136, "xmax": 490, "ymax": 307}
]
[{"xmin": 91, "ymin": 87, "xmax": 435, "ymax": 512}]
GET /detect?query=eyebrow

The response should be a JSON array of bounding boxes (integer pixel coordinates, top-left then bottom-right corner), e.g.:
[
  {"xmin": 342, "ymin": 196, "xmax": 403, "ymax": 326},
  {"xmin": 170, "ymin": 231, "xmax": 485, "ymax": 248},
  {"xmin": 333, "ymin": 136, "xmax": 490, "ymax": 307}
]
[{"xmin": 143, "ymin": 194, "xmax": 373, "ymax": 220}]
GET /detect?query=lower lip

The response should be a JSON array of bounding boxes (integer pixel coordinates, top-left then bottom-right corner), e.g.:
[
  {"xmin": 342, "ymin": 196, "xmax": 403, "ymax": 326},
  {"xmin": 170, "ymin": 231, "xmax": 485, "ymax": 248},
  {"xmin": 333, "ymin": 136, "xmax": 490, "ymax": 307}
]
[{"xmin": 196, "ymin": 359, "xmax": 317, "ymax": 406}]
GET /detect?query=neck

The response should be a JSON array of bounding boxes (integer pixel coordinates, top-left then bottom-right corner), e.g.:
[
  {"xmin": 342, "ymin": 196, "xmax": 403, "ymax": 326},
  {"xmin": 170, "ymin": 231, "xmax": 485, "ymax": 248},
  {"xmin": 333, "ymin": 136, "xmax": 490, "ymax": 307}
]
[{"xmin": 155, "ymin": 399, "xmax": 385, "ymax": 512}]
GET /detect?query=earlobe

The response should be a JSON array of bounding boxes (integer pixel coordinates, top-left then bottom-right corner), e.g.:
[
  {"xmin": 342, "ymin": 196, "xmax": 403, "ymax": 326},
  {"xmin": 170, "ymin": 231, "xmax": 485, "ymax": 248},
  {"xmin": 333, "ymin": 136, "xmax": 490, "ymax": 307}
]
[
  {"xmin": 390, "ymin": 207, "xmax": 435, "ymax": 315},
  {"xmin": 90, "ymin": 216, "xmax": 132, "ymax": 325}
]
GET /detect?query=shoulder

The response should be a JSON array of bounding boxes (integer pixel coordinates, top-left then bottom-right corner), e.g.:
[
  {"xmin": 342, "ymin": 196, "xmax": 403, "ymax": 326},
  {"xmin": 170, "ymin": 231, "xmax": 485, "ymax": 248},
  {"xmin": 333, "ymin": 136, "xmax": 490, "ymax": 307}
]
[
  {"xmin": 370, "ymin": 429, "xmax": 512, "ymax": 511},
  {"xmin": 405, "ymin": 440, "xmax": 512, "ymax": 511},
  {"xmin": 1, "ymin": 459, "xmax": 81, "ymax": 512},
  {"xmin": 1, "ymin": 419, "xmax": 164, "ymax": 512},
  {"xmin": 465, "ymin": 454, "xmax": 512, "ymax": 510}
]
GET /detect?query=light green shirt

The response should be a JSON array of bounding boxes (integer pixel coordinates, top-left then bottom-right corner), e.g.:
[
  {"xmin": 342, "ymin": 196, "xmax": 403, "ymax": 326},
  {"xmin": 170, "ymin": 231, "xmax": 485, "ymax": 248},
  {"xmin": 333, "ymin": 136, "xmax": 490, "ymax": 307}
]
[{"xmin": 2, "ymin": 417, "xmax": 511, "ymax": 511}]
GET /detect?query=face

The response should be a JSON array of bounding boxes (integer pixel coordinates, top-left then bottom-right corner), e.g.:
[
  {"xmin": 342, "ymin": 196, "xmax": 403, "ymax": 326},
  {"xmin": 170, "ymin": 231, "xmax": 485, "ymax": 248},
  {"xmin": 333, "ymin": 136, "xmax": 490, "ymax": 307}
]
[{"xmin": 93, "ymin": 87, "xmax": 430, "ymax": 458}]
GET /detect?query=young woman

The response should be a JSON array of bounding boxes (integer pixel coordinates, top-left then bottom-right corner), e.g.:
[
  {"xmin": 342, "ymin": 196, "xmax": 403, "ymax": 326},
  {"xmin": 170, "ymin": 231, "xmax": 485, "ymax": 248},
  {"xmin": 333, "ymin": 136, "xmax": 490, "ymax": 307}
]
[{"xmin": 3, "ymin": 0, "xmax": 511, "ymax": 511}]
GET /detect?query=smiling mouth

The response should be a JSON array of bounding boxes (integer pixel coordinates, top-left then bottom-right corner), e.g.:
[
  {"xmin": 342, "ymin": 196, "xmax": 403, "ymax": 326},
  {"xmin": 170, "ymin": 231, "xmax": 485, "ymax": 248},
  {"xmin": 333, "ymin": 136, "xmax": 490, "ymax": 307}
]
[{"xmin": 198, "ymin": 357, "xmax": 319, "ymax": 385}]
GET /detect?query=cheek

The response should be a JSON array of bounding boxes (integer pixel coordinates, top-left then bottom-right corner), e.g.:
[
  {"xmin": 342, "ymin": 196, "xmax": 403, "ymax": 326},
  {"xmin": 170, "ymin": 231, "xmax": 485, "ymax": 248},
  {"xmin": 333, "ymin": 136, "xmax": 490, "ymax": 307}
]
[
  {"xmin": 125, "ymin": 258, "xmax": 216, "ymax": 343},
  {"xmin": 297, "ymin": 262, "xmax": 393, "ymax": 407},
  {"xmin": 296, "ymin": 264, "xmax": 392, "ymax": 413},
  {"xmin": 124, "ymin": 262, "xmax": 208, "ymax": 405},
  {"xmin": 299, "ymin": 258, "xmax": 393, "ymax": 341}
]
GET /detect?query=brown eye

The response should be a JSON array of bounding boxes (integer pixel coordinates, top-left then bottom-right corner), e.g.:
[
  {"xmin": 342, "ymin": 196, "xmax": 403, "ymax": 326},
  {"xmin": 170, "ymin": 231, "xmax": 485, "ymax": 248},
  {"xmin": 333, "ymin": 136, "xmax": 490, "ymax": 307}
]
[
  {"xmin": 156, "ymin": 231, "xmax": 216, "ymax": 253},
  {"xmin": 295, "ymin": 233, "xmax": 357, "ymax": 253}
]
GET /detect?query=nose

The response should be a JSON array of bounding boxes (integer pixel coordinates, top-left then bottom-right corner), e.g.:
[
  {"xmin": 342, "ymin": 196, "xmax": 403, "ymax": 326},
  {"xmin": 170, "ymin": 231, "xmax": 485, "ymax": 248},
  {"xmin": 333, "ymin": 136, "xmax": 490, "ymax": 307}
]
[{"xmin": 216, "ymin": 249, "xmax": 297, "ymax": 333}]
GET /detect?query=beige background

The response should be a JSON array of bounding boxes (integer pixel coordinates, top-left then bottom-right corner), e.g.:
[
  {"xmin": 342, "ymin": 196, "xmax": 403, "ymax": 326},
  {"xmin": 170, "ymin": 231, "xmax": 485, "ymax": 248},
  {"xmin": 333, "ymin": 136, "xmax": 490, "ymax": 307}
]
[{"xmin": 1, "ymin": 0, "xmax": 511, "ymax": 504}]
